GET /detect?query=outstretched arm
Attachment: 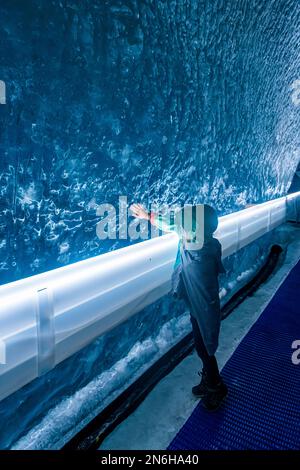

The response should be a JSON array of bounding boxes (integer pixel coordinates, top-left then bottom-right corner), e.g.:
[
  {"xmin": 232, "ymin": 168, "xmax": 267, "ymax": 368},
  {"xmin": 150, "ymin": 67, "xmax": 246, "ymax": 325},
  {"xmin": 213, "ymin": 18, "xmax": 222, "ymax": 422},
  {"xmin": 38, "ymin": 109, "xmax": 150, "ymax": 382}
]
[{"xmin": 130, "ymin": 203, "xmax": 177, "ymax": 233}]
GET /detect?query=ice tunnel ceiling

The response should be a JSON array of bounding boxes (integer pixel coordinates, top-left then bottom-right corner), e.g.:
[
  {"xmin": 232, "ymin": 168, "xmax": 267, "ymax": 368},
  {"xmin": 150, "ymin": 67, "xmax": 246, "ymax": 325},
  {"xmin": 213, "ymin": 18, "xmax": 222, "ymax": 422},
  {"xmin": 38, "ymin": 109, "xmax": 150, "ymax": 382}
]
[{"xmin": 0, "ymin": 0, "xmax": 300, "ymax": 283}]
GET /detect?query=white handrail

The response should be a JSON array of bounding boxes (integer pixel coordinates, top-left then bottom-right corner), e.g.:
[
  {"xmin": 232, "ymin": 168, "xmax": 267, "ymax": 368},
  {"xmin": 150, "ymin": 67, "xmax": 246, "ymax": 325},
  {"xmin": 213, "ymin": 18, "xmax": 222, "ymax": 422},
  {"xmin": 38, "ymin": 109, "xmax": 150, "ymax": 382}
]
[{"xmin": 0, "ymin": 191, "xmax": 299, "ymax": 402}]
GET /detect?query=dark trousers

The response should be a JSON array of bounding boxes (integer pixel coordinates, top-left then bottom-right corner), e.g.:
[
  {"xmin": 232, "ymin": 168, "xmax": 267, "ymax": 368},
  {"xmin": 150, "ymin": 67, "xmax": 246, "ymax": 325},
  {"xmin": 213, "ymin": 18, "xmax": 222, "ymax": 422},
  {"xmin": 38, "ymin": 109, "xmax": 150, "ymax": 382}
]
[{"xmin": 190, "ymin": 315, "xmax": 221, "ymax": 386}]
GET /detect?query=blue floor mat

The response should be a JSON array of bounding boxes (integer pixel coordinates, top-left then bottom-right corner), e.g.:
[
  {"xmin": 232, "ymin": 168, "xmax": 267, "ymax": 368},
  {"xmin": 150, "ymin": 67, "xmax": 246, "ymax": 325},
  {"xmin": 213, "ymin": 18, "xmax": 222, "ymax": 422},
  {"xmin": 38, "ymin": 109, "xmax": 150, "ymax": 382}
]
[{"xmin": 168, "ymin": 259, "xmax": 300, "ymax": 450}]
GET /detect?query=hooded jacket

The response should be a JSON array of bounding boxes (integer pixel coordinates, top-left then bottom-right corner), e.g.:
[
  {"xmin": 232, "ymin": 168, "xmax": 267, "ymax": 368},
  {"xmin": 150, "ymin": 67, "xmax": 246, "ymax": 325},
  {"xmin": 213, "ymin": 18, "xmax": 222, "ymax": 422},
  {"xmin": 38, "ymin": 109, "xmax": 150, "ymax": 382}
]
[{"xmin": 150, "ymin": 207, "xmax": 225, "ymax": 355}]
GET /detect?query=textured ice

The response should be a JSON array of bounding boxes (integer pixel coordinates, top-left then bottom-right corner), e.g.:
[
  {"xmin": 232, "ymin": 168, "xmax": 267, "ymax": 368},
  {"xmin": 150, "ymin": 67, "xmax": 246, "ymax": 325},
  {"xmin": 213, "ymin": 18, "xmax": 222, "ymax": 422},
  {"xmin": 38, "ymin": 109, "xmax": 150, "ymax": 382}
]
[
  {"xmin": 12, "ymin": 313, "xmax": 192, "ymax": 450},
  {"xmin": 0, "ymin": 0, "xmax": 300, "ymax": 449}
]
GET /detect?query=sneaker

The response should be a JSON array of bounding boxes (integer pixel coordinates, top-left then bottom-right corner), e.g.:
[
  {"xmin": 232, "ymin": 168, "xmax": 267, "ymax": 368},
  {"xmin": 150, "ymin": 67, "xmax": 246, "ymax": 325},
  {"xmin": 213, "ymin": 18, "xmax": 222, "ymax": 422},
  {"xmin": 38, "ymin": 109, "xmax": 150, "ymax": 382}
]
[
  {"xmin": 202, "ymin": 379, "xmax": 228, "ymax": 411},
  {"xmin": 192, "ymin": 369, "xmax": 209, "ymax": 397}
]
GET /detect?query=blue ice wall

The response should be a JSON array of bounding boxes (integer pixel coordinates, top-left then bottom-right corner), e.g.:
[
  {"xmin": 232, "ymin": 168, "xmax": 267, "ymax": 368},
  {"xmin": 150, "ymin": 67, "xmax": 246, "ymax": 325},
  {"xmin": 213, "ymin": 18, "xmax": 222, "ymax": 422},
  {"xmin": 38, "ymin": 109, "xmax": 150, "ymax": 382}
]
[{"xmin": 1, "ymin": 0, "xmax": 300, "ymax": 284}]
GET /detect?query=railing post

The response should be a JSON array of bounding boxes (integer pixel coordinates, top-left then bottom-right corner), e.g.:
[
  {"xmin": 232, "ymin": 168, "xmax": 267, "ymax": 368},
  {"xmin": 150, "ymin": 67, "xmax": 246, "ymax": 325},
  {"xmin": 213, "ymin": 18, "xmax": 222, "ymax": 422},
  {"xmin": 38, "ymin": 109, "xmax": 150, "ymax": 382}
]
[{"xmin": 36, "ymin": 288, "xmax": 55, "ymax": 376}]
